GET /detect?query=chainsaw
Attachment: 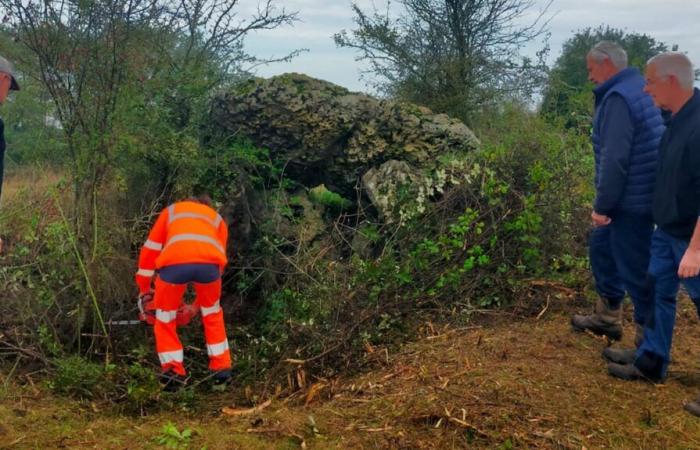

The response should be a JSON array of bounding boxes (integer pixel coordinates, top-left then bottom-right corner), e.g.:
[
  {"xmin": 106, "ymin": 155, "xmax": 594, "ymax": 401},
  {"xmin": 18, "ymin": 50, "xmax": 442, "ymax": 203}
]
[{"xmin": 108, "ymin": 292, "xmax": 200, "ymax": 326}]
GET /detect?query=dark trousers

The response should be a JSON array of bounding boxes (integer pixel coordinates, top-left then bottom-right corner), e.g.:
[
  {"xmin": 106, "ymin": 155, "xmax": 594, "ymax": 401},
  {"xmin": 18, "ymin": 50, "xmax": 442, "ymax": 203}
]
[
  {"xmin": 588, "ymin": 212, "xmax": 654, "ymax": 325},
  {"xmin": 0, "ymin": 145, "xmax": 4, "ymax": 203},
  {"xmin": 635, "ymin": 229, "xmax": 700, "ymax": 379}
]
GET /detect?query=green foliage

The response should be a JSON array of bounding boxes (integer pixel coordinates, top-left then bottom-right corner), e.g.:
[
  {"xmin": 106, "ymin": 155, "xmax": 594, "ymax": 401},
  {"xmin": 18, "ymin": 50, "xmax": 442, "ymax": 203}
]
[
  {"xmin": 124, "ymin": 363, "xmax": 162, "ymax": 411},
  {"xmin": 309, "ymin": 185, "xmax": 352, "ymax": 211},
  {"xmin": 48, "ymin": 356, "xmax": 115, "ymax": 400},
  {"xmin": 156, "ymin": 422, "xmax": 193, "ymax": 450},
  {"xmin": 0, "ymin": 81, "xmax": 66, "ymax": 166},
  {"xmin": 0, "ymin": 1, "xmax": 300, "ymax": 372},
  {"xmin": 0, "ymin": 6, "xmax": 594, "ymax": 394},
  {"xmin": 228, "ymin": 104, "xmax": 592, "ymax": 379},
  {"xmin": 540, "ymin": 25, "xmax": 670, "ymax": 130},
  {"xmin": 37, "ymin": 324, "xmax": 62, "ymax": 357},
  {"xmin": 498, "ymin": 438, "xmax": 515, "ymax": 450},
  {"xmin": 194, "ymin": 140, "xmax": 284, "ymax": 200},
  {"xmin": 0, "ymin": 180, "xmax": 133, "ymax": 358}
]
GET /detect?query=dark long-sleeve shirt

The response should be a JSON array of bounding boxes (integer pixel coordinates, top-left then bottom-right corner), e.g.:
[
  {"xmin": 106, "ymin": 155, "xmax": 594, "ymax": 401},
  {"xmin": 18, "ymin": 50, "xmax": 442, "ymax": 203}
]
[
  {"xmin": 652, "ymin": 89, "xmax": 700, "ymax": 240},
  {"xmin": 594, "ymin": 94, "xmax": 634, "ymax": 215},
  {"xmin": 0, "ymin": 118, "xmax": 5, "ymax": 202}
]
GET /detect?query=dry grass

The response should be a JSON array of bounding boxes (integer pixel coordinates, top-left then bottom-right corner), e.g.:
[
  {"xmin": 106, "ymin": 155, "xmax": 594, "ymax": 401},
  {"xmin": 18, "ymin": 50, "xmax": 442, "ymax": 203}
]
[
  {"xmin": 2, "ymin": 296, "xmax": 700, "ymax": 449},
  {"xmin": 2, "ymin": 166, "xmax": 65, "ymax": 201}
]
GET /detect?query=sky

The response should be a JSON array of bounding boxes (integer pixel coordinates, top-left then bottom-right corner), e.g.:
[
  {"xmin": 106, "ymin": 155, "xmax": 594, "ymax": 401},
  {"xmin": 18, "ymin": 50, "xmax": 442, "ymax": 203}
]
[{"xmin": 243, "ymin": 0, "xmax": 700, "ymax": 93}]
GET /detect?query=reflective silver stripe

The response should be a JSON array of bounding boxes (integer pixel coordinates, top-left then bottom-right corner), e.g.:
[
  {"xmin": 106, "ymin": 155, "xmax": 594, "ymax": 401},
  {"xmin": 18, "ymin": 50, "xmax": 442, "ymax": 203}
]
[
  {"xmin": 165, "ymin": 233, "xmax": 225, "ymax": 254},
  {"xmin": 158, "ymin": 349, "xmax": 183, "ymax": 364},
  {"xmin": 207, "ymin": 340, "xmax": 229, "ymax": 356},
  {"xmin": 156, "ymin": 309, "xmax": 178, "ymax": 323},
  {"xmin": 172, "ymin": 212, "xmax": 219, "ymax": 226},
  {"xmin": 136, "ymin": 268, "xmax": 155, "ymax": 277},
  {"xmin": 144, "ymin": 239, "xmax": 163, "ymax": 251},
  {"xmin": 200, "ymin": 300, "xmax": 221, "ymax": 317},
  {"xmin": 167, "ymin": 205, "xmax": 219, "ymax": 228}
]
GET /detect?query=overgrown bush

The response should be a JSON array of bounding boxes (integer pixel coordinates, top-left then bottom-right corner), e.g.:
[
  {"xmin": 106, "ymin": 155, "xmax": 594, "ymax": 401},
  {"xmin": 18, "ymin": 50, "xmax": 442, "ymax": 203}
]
[
  {"xmin": 48, "ymin": 356, "xmax": 116, "ymax": 399},
  {"xmin": 1, "ymin": 100, "xmax": 593, "ymax": 400},
  {"xmin": 0, "ymin": 178, "xmax": 135, "ymax": 360},
  {"xmin": 226, "ymin": 104, "xmax": 593, "ymax": 380}
]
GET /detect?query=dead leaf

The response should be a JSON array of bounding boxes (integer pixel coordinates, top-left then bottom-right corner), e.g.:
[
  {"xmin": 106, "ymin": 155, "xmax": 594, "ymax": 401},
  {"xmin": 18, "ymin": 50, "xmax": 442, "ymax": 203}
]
[{"xmin": 305, "ymin": 382, "xmax": 326, "ymax": 406}]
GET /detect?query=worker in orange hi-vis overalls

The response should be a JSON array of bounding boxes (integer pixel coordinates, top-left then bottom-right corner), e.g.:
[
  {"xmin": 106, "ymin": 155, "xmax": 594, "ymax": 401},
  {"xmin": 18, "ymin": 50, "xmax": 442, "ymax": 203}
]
[{"xmin": 135, "ymin": 195, "xmax": 231, "ymax": 390}]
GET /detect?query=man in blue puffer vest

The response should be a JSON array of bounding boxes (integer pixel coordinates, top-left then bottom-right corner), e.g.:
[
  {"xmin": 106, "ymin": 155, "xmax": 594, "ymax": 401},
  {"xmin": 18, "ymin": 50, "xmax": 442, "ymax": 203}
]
[{"xmin": 571, "ymin": 41, "xmax": 665, "ymax": 351}]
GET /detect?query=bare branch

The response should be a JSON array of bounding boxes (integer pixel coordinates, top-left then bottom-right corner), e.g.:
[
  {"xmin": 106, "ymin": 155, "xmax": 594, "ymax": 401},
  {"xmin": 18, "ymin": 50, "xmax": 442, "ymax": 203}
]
[{"xmin": 335, "ymin": 0, "xmax": 552, "ymax": 122}]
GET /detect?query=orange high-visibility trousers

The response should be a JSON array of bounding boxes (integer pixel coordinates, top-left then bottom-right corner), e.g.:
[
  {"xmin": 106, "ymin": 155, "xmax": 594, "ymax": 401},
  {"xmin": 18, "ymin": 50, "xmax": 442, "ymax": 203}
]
[{"xmin": 153, "ymin": 276, "xmax": 231, "ymax": 375}]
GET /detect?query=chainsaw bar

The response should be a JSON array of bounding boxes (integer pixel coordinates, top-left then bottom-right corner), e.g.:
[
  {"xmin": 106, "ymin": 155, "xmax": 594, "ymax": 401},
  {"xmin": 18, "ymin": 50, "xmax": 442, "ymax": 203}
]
[{"xmin": 108, "ymin": 319, "xmax": 143, "ymax": 326}]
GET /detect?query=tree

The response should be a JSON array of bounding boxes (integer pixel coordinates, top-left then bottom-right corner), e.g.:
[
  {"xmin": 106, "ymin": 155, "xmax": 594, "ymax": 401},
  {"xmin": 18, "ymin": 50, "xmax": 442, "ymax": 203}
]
[
  {"xmin": 334, "ymin": 0, "xmax": 552, "ymax": 125},
  {"xmin": 0, "ymin": 0, "xmax": 299, "ymax": 215},
  {"xmin": 0, "ymin": 0, "xmax": 299, "ymax": 347},
  {"xmin": 540, "ymin": 25, "xmax": 670, "ymax": 130}
]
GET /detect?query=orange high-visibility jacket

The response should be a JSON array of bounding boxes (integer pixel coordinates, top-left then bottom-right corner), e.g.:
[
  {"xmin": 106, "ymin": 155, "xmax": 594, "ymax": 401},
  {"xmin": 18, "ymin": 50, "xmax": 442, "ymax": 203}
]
[{"xmin": 135, "ymin": 201, "xmax": 228, "ymax": 294}]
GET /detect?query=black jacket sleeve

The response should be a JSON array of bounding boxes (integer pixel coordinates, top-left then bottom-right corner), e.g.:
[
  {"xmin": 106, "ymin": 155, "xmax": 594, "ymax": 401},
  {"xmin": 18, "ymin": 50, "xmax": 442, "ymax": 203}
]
[{"xmin": 686, "ymin": 130, "xmax": 700, "ymax": 217}]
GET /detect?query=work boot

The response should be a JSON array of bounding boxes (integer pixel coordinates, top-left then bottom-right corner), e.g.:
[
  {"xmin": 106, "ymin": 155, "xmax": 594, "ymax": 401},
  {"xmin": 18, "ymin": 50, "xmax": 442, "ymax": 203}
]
[
  {"xmin": 571, "ymin": 297, "xmax": 623, "ymax": 341},
  {"xmin": 159, "ymin": 371, "xmax": 188, "ymax": 392},
  {"xmin": 212, "ymin": 369, "xmax": 232, "ymax": 386},
  {"xmin": 602, "ymin": 347, "xmax": 636, "ymax": 365},
  {"xmin": 684, "ymin": 396, "xmax": 700, "ymax": 417},
  {"xmin": 603, "ymin": 323, "xmax": 644, "ymax": 364},
  {"xmin": 607, "ymin": 362, "xmax": 663, "ymax": 383}
]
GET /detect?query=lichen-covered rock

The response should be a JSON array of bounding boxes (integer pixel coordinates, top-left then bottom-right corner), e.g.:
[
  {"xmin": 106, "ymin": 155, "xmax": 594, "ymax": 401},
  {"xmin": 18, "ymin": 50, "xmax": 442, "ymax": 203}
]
[
  {"xmin": 362, "ymin": 160, "xmax": 422, "ymax": 222},
  {"xmin": 208, "ymin": 73, "xmax": 480, "ymax": 202}
]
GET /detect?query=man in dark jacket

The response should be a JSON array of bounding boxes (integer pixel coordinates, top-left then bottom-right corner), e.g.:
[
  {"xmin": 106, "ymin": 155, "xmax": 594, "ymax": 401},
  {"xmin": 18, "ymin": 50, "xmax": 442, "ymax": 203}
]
[
  {"xmin": 572, "ymin": 41, "xmax": 664, "ymax": 348},
  {"xmin": 0, "ymin": 55, "xmax": 20, "ymax": 253},
  {"xmin": 606, "ymin": 53, "xmax": 700, "ymax": 415}
]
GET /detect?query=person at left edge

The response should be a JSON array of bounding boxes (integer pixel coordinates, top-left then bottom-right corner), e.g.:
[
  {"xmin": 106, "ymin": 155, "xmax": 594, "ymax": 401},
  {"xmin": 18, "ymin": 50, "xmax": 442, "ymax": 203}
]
[{"xmin": 0, "ymin": 55, "xmax": 21, "ymax": 254}]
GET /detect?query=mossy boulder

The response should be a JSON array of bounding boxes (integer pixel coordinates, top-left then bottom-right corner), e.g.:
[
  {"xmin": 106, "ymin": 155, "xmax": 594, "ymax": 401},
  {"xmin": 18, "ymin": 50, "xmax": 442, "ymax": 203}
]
[{"xmin": 208, "ymin": 73, "xmax": 480, "ymax": 204}]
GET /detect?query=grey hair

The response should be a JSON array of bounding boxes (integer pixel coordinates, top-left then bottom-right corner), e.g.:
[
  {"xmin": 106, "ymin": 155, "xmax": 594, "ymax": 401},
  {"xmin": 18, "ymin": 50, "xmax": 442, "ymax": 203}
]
[
  {"xmin": 647, "ymin": 52, "xmax": 695, "ymax": 90},
  {"xmin": 588, "ymin": 41, "xmax": 628, "ymax": 69}
]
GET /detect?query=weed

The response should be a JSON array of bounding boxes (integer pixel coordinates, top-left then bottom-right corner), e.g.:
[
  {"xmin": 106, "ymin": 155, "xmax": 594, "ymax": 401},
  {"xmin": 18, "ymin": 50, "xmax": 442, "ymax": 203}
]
[{"xmin": 155, "ymin": 422, "xmax": 193, "ymax": 449}]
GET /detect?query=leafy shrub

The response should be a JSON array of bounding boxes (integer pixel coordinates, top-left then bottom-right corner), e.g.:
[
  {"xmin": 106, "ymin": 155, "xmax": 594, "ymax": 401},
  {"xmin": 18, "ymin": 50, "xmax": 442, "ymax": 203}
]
[
  {"xmin": 155, "ymin": 422, "xmax": 194, "ymax": 449},
  {"xmin": 227, "ymin": 104, "xmax": 593, "ymax": 379},
  {"xmin": 124, "ymin": 362, "xmax": 162, "ymax": 412},
  {"xmin": 48, "ymin": 356, "xmax": 115, "ymax": 399}
]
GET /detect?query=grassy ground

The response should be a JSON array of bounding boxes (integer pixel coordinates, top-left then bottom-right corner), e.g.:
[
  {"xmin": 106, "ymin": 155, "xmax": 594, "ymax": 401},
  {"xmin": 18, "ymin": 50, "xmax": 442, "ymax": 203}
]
[
  {"xmin": 2, "ymin": 166, "xmax": 64, "ymax": 200},
  {"xmin": 3, "ymin": 295, "xmax": 700, "ymax": 449}
]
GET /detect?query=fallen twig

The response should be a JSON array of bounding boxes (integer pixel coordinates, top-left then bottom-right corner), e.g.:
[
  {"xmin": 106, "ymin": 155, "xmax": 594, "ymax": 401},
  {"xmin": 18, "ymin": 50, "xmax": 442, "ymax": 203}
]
[
  {"xmin": 426, "ymin": 326, "xmax": 483, "ymax": 340},
  {"xmin": 360, "ymin": 425, "xmax": 393, "ymax": 432},
  {"xmin": 536, "ymin": 295, "xmax": 550, "ymax": 320},
  {"xmin": 528, "ymin": 279, "xmax": 576, "ymax": 296},
  {"xmin": 222, "ymin": 398, "xmax": 272, "ymax": 416}
]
